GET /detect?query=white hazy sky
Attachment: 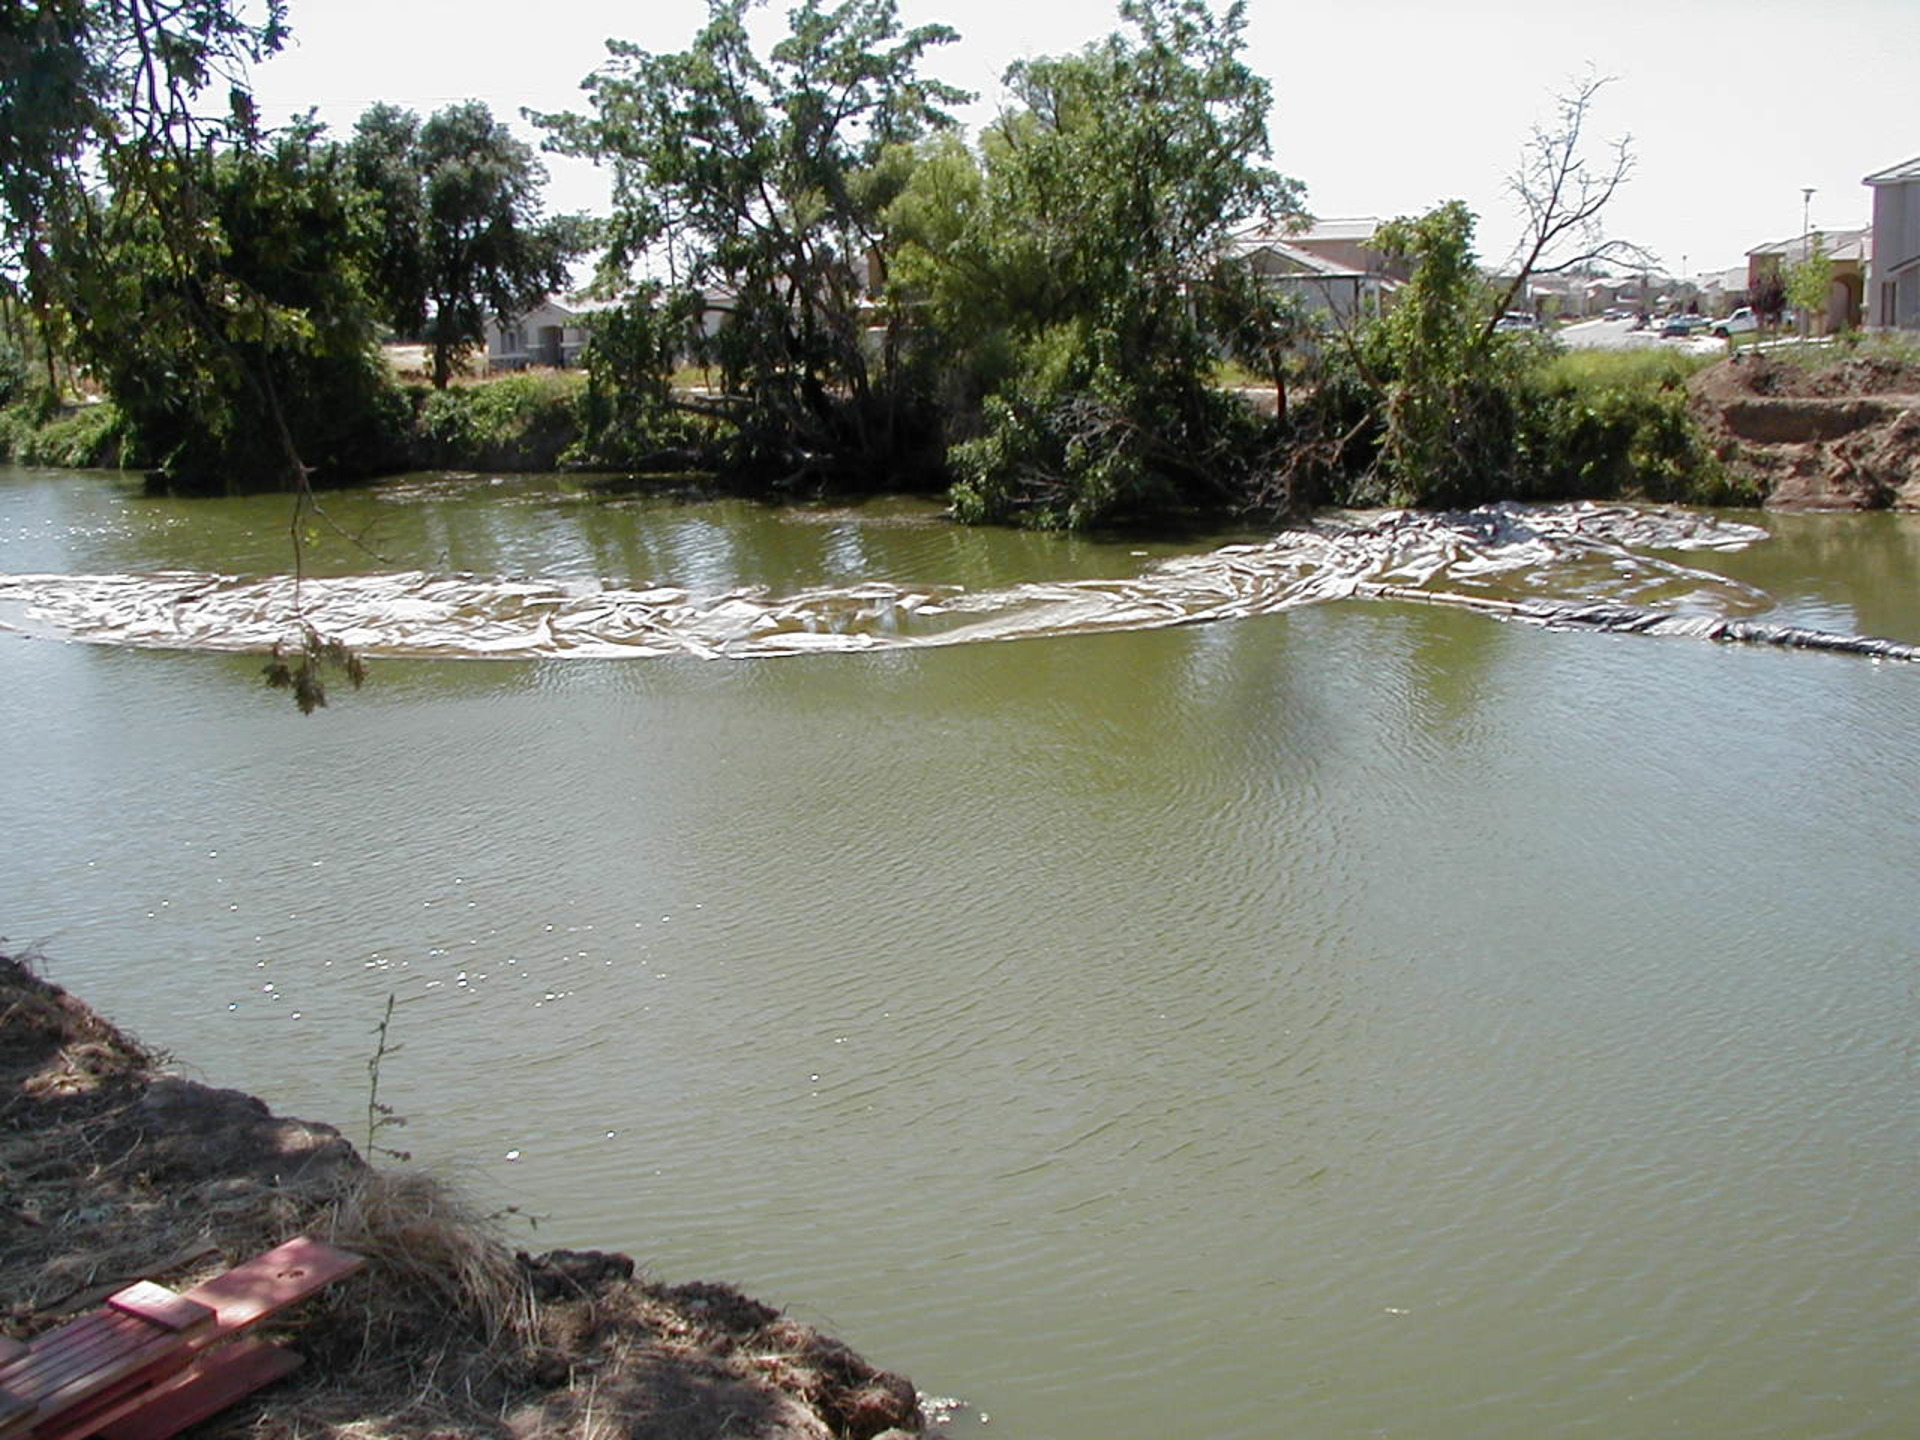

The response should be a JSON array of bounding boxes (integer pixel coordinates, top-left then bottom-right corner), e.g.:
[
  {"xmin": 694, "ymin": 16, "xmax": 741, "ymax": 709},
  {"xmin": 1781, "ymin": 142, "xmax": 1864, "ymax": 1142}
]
[{"xmin": 248, "ymin": 0, "xmax": 1920, "ymax": 280}]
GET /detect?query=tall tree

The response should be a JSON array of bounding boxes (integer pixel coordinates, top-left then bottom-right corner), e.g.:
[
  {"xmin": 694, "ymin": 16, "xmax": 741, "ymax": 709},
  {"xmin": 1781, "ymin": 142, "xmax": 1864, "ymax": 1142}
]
[
  {"xmin": 938, "ymin": 0, "xmax": 1304, "ymax": 527},
  {"xmin": 1783, "ymin": 233, "xmax": 1832, "ymax": 336},
  {"xmin": 350, "ymin": 100, "xmax": 588, "ymax": 388},
  {"xmin": 2, "ymin": 1, "xmax": 387, "ymax": 709},
  {"xmin": 1364, "ymin": 201, "xmax": 1525, "ymax": 506},
  {"xmin": 536, "ymin": 0, "xmax": 968, "ymax": 486},
  {"xmin": 345, "ymin": 103, "xmax": 428, "ymax": 332},
  {"xmin": 64, "ymin": 121, "xmax": 407, "ymax": 490}
]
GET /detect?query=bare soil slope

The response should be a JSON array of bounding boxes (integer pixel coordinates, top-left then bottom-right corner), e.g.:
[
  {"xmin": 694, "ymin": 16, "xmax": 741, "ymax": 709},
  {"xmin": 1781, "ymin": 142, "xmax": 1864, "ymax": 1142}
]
[
  {"xmin": 1688, "ymin": 351, "xmax": 1920, "ymax": 510},
  {"xmin": 0, "ymin": 953, "xmax": 925, "ymax": 1440}
]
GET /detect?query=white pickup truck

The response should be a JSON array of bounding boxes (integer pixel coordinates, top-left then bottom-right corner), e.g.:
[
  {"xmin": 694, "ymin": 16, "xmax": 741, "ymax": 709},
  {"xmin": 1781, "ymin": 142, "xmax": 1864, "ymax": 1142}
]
[{"xmin": 1711, "ymin": 307, "xmax": 1759, "ymax": 337}]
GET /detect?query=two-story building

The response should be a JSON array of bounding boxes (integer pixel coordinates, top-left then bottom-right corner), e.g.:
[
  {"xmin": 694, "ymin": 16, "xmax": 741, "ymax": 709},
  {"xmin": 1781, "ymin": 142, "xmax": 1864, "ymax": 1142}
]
[
  {"xmin": 1745, "ymin": 227, "xmax": 1872, "ymax": 333},
  {"xmin": 1863, "ymin": 155, "xmax": 1920, "ymax": 330}
]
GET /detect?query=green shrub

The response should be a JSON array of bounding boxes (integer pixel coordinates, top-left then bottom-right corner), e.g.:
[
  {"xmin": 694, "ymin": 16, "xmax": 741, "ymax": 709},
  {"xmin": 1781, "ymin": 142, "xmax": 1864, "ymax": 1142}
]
[
  {"xmin": 1519, "ymin": 348, "xmax": 1733, "ymax": 504},
  {"xmin": 412, "ymin": 371, "xmax": 585, "ymax": 470},
  {"xmin": 0, "ymin": 398, "xmax": 142, "ymax": 468},
  {"xmin": 950, "ymin": 320, "xmax": 1269, "ymax": 529}
]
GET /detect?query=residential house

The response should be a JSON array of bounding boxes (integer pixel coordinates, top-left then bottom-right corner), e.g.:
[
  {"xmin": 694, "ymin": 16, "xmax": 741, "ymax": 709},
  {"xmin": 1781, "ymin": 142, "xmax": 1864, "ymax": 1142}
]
[
  {"xmin": 1698, "ymin": 265, "xmax": 1750, "ymax": 317},
  {"xmin": 1230, "ymin": 217, "xmax": 1405, "ymax": 326},
  {"xmin": 1863, "ymin": 155, "xmax": 1920, "ymax": 330},
  {"xmin": 485, "ymin": 295, "xmax": 619, "ymax": 371},
  {"xmin": 1745, "ymin": 225, "xmax": 1872, "ymax": 332},
  {"xmin": 1497, "ymin": 272, "xmax": 1605, "ymax": 320},
  {"xmin": 488, "ymin": 287, "xmax": 756, "ymax": 372},
  {"xmin": 1232, "ymin": 234, "xmax": 1386, "ymax": 325},
  {"xmin": 1284, "ymin": 217, "xmax": 1397, "ymax": 276}
]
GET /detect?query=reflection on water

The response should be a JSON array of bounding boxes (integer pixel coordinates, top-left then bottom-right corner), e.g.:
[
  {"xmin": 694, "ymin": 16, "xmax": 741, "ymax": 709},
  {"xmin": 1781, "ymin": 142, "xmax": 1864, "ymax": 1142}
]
[{"xmin": 2, "ymin": 468, "xmax": 1917, "ymax": 1440}]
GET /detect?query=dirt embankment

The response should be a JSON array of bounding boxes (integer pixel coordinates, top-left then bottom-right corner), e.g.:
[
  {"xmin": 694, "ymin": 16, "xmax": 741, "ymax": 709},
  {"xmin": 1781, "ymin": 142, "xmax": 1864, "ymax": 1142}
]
[
  {"xmin": 1688, "ymin": 352, "xmax": 1920, "ymax": 511},
  {"xmin": 0, "ymin": 954, "xmax": 928, "ymax": 1440}
]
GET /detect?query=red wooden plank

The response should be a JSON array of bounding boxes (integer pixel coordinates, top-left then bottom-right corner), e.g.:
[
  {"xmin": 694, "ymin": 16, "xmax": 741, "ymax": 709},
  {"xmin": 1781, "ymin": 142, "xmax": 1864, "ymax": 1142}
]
[
  {"xmin": 105, "ymin": 1285, "xmax": 213, "ymax": 1336},
  {"xmin": 178, "ymin": 1238, "xmax": 364, "ymax": 1335},
  {"xmin": 95, "ymin": 1340, "xmax": 303, "ymax": 1440},
  {"xmin": 0, "ymin": 1314, "xmax": 113, "ymax": 1387},
  {"xmin": 1, "ymin": 1236, "xmax": 361, "ymax": 1440},
  {"xmin": 23, "ymin": 1342, "xmax": 199, "ymax": 1440},
  {"xmin": 13, "ymin": 1315, "xmax": 159, "ymax": 1399},
  {"xmin": 2, "ymin": 1314, "xmax": 145, "ymax": 1398},
  {"xmin": 24, "ymin": 1325, "xmax": 182, "ymax": 1418},
  {"xmin": 0, "ymin": 1387, "xmax": 32, "ymax": 1437}
]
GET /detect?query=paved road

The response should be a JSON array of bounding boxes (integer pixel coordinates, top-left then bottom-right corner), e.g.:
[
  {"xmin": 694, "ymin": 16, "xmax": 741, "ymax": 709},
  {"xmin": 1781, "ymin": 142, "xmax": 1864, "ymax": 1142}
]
[{"xmin": 1559, "ymin": 316, "xmax": 1727, "ymax": 356}]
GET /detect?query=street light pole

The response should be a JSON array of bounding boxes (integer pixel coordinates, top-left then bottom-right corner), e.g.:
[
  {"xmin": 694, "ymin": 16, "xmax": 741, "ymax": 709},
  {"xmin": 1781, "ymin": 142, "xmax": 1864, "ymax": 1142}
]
[{"xmin": 1797, "ymin": 188, "xmax": 1818, "ymax": 338}]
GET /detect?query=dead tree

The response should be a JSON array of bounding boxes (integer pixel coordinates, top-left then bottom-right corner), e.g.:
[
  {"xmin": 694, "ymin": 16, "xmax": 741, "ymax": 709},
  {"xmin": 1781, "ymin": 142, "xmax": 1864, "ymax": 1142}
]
[{"xmin": 1485, "ymin": 69, "xmax": 1653, "ymax": 342}]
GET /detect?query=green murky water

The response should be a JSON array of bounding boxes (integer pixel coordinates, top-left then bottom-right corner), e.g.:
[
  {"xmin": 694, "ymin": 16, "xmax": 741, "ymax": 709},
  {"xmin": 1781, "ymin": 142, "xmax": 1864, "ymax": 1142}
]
[{"xmin": 3, "ymin": 466, "xmax": 1915, "ymax": 1439}]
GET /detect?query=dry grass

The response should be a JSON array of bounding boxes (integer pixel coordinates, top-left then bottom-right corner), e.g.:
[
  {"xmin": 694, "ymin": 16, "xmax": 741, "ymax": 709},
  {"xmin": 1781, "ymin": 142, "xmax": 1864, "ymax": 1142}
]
[{"xmin": 1, "ymin": 952, "xmax": 933, "ymax": 1439}]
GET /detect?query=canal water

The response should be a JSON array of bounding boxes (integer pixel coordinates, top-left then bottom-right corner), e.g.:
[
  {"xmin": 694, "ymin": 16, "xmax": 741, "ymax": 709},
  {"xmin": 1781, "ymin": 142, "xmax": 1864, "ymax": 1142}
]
[{"xmin": 2, "ymin": 466, "xmax": 1915, "ymax": 1440}]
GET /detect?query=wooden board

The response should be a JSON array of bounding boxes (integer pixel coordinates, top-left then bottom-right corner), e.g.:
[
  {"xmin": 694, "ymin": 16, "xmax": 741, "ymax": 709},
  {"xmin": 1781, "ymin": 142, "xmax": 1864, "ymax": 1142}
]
[
  {"xmin": 0, "ymin": 1312, "xmax": 174, "ymax": 1406},
  {"xmin": 104, "ymin": 1286, "xmax": 214, "ymax": 1337},
  {"xmin": 95, "ymin": 1340, "xmax": 303, "ymax": 1440},
  {"xmin": 177, "ymin": 1237, "xmax": 366, "ymax": 1335},
  {"xmin": 0, "ymin": 1313, "xmax": 192, "ymax": 1440},
  {"xmin": 0, "ymin": 1236, "xmax": 362, "ymax": 1440},
  {"xmin": 0, "ymin": 1388, "xmax": 33, "ymax": 1440}
]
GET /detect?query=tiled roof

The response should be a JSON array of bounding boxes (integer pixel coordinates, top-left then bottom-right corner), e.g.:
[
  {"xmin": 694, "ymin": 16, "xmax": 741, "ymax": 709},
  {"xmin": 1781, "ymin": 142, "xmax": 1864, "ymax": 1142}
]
[
  {"xmin": 1746, "ymin": 226, "xmax": 1871, "ymax": 261},
  {"xmin": 1295, "ymin": 217, "xmax": 1383, "ymax": 242},
  {"xmin": 1232, "ymin": 235, "xmax": 1364, "ymax": 277}
]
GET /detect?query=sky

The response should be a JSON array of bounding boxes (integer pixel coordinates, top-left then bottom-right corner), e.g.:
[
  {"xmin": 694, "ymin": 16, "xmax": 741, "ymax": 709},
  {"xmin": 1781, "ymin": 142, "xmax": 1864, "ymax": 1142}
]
[{"xmin": 245, "ymin": 0, "xmax": 1920, "ymax": 283}]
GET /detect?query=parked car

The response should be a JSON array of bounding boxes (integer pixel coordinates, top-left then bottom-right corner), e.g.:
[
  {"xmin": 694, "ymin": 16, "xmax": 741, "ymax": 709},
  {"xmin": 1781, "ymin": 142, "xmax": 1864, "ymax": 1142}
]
[
  {"xmin": 1711, "ymin": 307, "xmax": 1759, "ymax": 337},
  {"xmin": 1492, "ymin": 311, "xmax": 1540, "ymax": 333},
  {"xmin": 1661, "ymin": 314, "xmax": 1710, "ymax": 337}
]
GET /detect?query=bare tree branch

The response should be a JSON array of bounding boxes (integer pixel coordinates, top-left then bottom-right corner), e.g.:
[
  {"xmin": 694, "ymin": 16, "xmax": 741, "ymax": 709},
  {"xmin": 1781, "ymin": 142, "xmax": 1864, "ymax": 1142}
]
[{"xmin": 1484, "ymin": 68, "xmax": 1654, "ymax": 343}]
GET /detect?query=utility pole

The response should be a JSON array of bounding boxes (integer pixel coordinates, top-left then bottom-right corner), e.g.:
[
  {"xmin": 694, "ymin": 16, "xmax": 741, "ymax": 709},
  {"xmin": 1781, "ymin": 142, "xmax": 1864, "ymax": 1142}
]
[{"xmin": 1801, "ymin": 187, "xmax": 1815, "ymax": 245}]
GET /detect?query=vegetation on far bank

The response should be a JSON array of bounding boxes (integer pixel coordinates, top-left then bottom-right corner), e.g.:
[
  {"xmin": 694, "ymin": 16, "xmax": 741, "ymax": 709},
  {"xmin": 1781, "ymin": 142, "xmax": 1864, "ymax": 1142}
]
[
  {"xmin": 3, "ymin": 338, "xmax": 1760, "ymax": 512},
  {"xmin": 3, "ymin": 0, "xmax": 1892, "ymax": 527}
]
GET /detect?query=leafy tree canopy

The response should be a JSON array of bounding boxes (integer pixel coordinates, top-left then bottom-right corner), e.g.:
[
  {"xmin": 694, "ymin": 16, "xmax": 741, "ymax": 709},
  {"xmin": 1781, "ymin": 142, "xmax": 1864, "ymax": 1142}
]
[
  {"xmin": 1782, "ymin": 233, "xmax": 1832, "ymax": 334},
  {"xmin": 536, "ymin": 0, "xmax": 969, "ymax": 485},
  {"xmin": 63, "ymin": 120, "xmax": 408, "ymax": 488},
  {"xmin": 940, "ymin": 0, "xmax": 1304, "ymax": 527},
  {"xmin": 0, "ymin": 0, "xmax": 287, "ymax": 347},
  {"xmin": 350, "ymin": 100, "xmax": 590, "ymax": 387}
]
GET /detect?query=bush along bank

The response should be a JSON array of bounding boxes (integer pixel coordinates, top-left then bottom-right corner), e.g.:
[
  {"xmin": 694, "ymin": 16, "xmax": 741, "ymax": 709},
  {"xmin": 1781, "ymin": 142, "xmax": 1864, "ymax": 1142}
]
[
  {"xmin": 3, "ymin": 351, "xmax": 1747, "ymax": 515},
  {"xmin": 0, "ymin": 396, "xmax": 147, "ymax": 470},
  {"xmin": 3, "ymin": 371, "xmax": 601, "ymax": 483},
  {"xmin": 0, "ymin": 950, "xmax": 934, "ymax": 1440},
  {"xmin": 407, "ymin": 371, "xmax": 586, "ymax": 473}
]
